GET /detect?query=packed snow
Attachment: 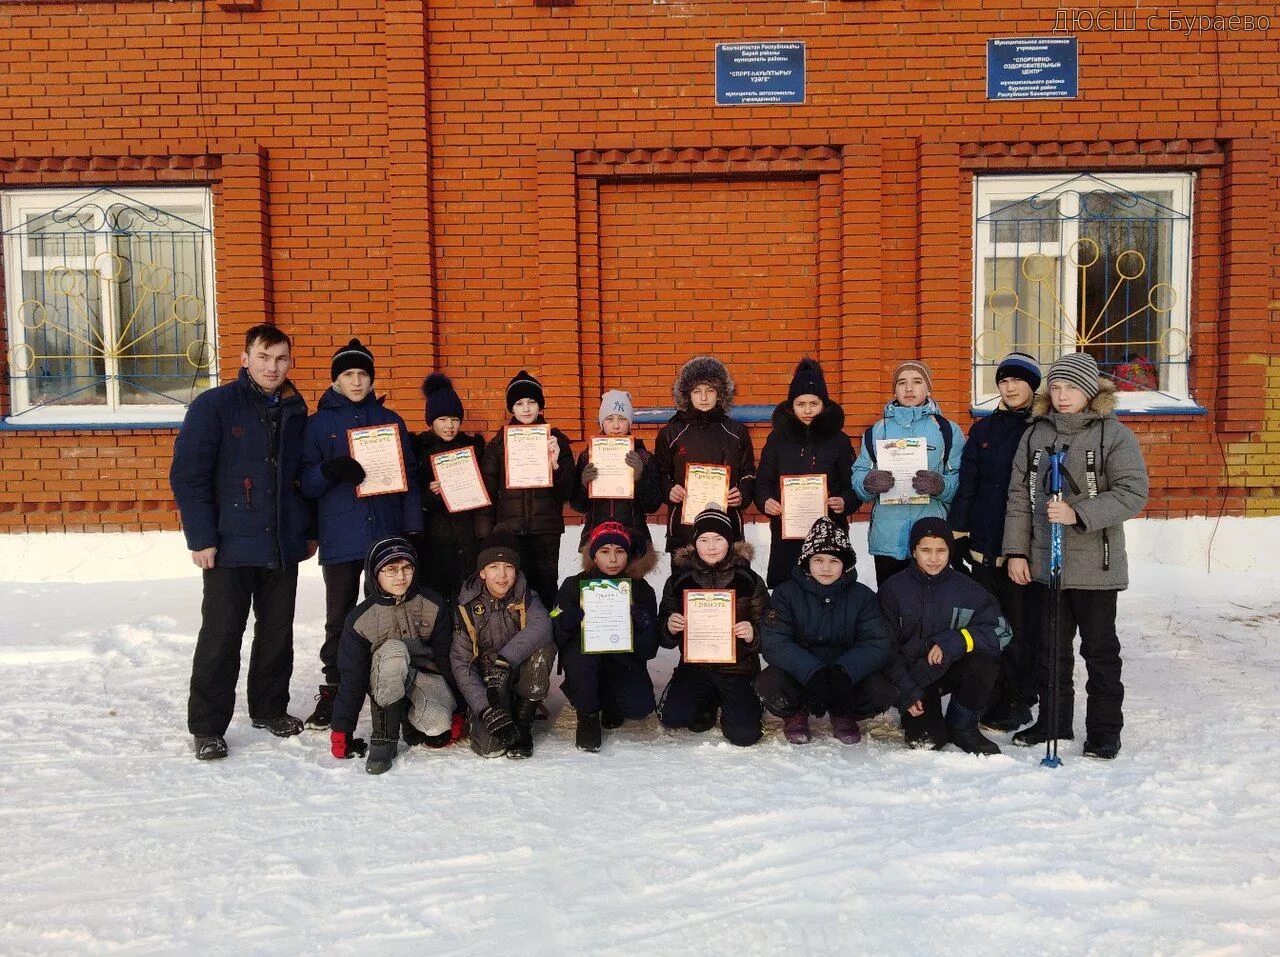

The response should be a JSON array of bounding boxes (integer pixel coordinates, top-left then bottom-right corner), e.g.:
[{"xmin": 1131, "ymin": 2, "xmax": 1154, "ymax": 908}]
[{"xmin": 1, "ymin": 518, "xmax": 1278, "ymax": 955}]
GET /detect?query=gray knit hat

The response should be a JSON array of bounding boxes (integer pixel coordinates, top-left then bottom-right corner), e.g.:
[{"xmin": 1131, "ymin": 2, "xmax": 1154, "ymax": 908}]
[
  {"xmin": 598, "ymin": 389, "xmax": 634, "ymax": 428},
  {"xmin": 1047, "ymin": 351, "xmax": 1101, "ymax": 400}
]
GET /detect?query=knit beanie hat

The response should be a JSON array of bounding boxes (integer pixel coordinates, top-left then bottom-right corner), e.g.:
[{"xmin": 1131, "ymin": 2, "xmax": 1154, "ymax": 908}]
[
  {"xmin": 995, "ymin": 352, "xmax": 1042, "ymax": 392},
  {"xmin": 331, "ymin": 338, "xmax": 375, "ymax": 382},
  {"xmin": 1047, "ymin": 351, "xmax": 1102, "ymax": 401},
  {"xmin": 422, "ymin": 372, "xmax": 464, "ymax": 422},
  {"xmin": 476, "ymin": 527, "xmax": 521, "ymax": 572},
  {"xmin": 908, "ymin": 517, "xmax": 955, "ymax": 555},
  {"xmin": 798, "ymin": 517, "xmax": 854, "ymax": 569},
  {"xmin": 892, "ymin": 360, "xmax": 933, "ymax": 392},
  {"xmin": 692, "ymin": 504, "xmax": 739, "ymax": 545},
  {"xmin": 598, "ymin": 389, "xmax": 635, "ymax": 428},
  {"xmin": 506, "ymin": 370, "xmax": 545, "ymax": 412},
  {"xmin": 587, "ymin": 521, "xmax": 634, "ymax": 560},
  {"xmin": 368, "ymin": 536, "xmax": 417, "ymax": 578},
  {"xmin": 787, "ymin": 357, "xmax": 830, "ymax": 403}
]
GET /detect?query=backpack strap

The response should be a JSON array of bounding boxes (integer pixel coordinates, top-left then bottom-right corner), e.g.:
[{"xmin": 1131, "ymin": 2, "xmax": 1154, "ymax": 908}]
[
  {"xmin": 932, "ymin": 413, "xmax": 955, "ymax": 471},
  {"xmin": 458, "ymin": 603, "xmax": 479, "ymax": 659},
  {"xmin": 863, "ymin": 423, "xmax": 879, "ymax": 467}
]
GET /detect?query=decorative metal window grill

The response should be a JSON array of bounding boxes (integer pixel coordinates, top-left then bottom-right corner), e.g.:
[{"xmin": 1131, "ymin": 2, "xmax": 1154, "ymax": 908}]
[
  {"xmin": 2, "ymin": 187, "xmax": 217, "ymax": 422},
  {"xmin": 973, "ymin": 173, "xmax": 1193, "ymax": 409}
]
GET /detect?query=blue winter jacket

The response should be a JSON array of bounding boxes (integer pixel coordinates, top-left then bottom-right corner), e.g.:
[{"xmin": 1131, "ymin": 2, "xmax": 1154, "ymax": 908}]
[
  {"xmin": 169, "ymin": 369, "xmax": 311, "ymax": 568},
  {"xmin": 851, "ymin": 399, "xmax": 966, "ymax": 559},
  {"xmin": 760, "ymin": 563, "xmax": 893, "ymax": 686},
  {"xmin": 300, "ymin": 389, "xmax": 423, "ymax": 566}
]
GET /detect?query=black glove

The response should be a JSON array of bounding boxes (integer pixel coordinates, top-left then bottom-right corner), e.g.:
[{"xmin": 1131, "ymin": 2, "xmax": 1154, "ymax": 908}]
[
  {"xmin": 804, "ymin": 668, "xmax": 832, "ymax": 716},
  {"xmin": 864, "ymin": 469, "xmax": 895, "ymax": 494},
  {"xmin": 631, "ymin": 606, "xmax": 655, "ymax": 634},
  {"xmin": 482, "ymin": 654, "xmax": 513, "ymax": 709},
  {"xmin": 321, "ymin": 455, "xmax": 366, "ymax": 486},
  {"xmin": 480, "ymin": 706, "xmax": 517, "ymax": 746},
  {"xmin": 912, "ymin": 470, "xmax": 944, "ymax": 497},
  {"xmin": 581, "ymin": 463, "xmax": 600, "ymax": 485},
  {"xmin": 624, "ymin": 449, "xmax": 645, "ymax": 476}
]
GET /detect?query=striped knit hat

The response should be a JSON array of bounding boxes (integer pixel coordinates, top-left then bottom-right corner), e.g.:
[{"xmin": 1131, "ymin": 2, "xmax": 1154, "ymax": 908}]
[
  {"xmin": 331, "ymin": 338, "xmax": 375, "ymax": 382},
  {"xmin": 692, "ymin": 504, "xmax": 739, "ymax": 544},
  {"xmin": 1047, "ymin": 351, "xmax": 1101, "ymax": 400},
  {"xmin": 368, "ymin": 536, "xmax": 417, "ymax": 577},
  {"xmin": 892, "ymin": 360, "xmax": 933, "ymax": 392},
  {"xmin": 995, "ymin": 351, "xmax": 1042, "ymax": 391},
  {"xmin": 506, "ymin": 370, "xmax": 545, "ymax": 412}
]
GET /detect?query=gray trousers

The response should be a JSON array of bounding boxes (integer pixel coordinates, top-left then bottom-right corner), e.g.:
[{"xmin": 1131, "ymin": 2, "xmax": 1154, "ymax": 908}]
[
  {"xmin": 469, "ymin": 646, "xmax": 555, "ymax": 757},
  {"xmin": 370, "ymin": 640, "xmax": 456, "ymax": 736}
]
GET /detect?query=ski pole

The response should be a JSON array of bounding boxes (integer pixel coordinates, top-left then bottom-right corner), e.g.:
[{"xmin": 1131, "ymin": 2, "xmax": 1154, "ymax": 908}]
[{"xmin": 1042, "ymin": 448, "xmax": 1067, "ymax": 769}]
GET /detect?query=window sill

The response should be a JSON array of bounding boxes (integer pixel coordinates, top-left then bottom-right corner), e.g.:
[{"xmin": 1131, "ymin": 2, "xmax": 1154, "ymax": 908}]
[
  {"xmin": 970, "ymin": 403, "xmax": 1208, "ymax": 418},
  {"xmin": 2, "ymin": 408, "xmax": 187, "ymax": 431},
  {"xmin": 633, "ymin": 404, "xmax": 775, "ymax": 425}
]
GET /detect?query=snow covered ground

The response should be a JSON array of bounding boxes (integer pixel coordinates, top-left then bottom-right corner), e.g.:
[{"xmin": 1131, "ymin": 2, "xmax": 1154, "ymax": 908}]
[{"xmin": 1, "ymin": 518, "xmax": 1278, "ymax": 956}]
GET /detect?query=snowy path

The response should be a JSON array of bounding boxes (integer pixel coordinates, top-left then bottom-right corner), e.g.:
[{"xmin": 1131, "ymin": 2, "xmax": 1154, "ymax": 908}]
[{"xmin": 1, "ymin": 522, "xmax": 1278, "ymax": 955}]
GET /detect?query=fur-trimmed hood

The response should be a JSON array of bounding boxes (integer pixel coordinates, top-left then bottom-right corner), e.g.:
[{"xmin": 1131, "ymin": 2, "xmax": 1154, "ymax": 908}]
[
  {"xmin": 579, "ymin": 543, "xmax": 658, "ymax": 579},
  {"xmin": 1031, "ymin": 377, "xmax": 1118, "ymax": 418},
  {"xmin": 770, "ymin": 397, "xmax": 846, "ymax": 441},
  {"xmin": 673, "ymin": 356, "xmax": 735, "ymax": 413}
]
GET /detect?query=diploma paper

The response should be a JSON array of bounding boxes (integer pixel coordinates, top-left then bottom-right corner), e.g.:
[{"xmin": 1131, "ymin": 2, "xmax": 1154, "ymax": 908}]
[
  {"xmin": 589, "ymin": 437, "xmax": 635, "ymax": 500},
  {"xmin": 431, "ymin": 446, "xmax": 491, "ymax": 514},
  {"xmin": 347, "ymin": 425, "xmax": 408, "ymax": 498},
  {"xmin": 682, "ymin": 589, "xmax": 736, "ymax": 665},
  {"xmin": 580, "ymin": 578, "xmax": 634, "ymax": 654},
  {"xmin": 875, "ymin": 437, "xmax": 929, "ymax": 505},
  {"xmin": 681, "ymin": 463, "xmax": 731, "ymax": 525},
  {"xmin": 504, "ymin": 424, "xmax": 552, "ymax": 490},
  {"xmin": 781, "ymin": 473, "xmax": 828, "ymax": 540}
]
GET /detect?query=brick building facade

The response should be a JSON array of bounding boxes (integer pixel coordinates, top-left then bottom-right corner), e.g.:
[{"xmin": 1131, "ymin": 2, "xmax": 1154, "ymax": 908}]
[{"xmin": 1, "ymin": 0, "xmax": 1277, "ymax": 532}]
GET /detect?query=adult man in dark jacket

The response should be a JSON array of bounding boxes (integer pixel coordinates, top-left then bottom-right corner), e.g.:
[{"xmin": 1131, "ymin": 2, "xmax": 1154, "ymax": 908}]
[{"xmin": 170, "ymin": 324, "xmax": 315, "ymax": 761}]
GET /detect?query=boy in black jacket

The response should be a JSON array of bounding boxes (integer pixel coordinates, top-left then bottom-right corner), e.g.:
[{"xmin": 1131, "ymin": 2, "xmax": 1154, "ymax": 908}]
[
  {"xmin": 862, "ymin": 517, "xmax": 1010, "ymax": 755},
  {"xmin": 657, "ymin": 505, "xmax": 770, "ymax": 747},
  {"xmin": 551, "ymin": 521, "xmax": 661, "ymax": 752},
  {"xmin": 329, "ymin": 537, "xmax": 456, "ymax": 775}
]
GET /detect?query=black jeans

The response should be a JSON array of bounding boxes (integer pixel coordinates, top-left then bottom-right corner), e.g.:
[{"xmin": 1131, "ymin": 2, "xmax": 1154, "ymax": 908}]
[
  {"xmin": 558, "ymin": 643, "xmax": 656, "ymax": 718},
  {"xmin": 1037, "ymin": 588, "xmax": 1123, "ymax": 739},
  {"xmin": 516, "ymin": 532, "xmax": 562, "ymax": 612},
  {"xmin": 966, "ymin": 561, "xmax": 1043, "ymax": 709},
  {"xmin": 754, "ymin": 665, "xmax": 885, "ymax": 720},
  {"xmin": 188, "ymin": 564, "xmax": 299, "ymax": 736},
  {"xmin": 859, "ymin": 653, "xmax": 999, "ymax": 736},
  {"xmin": 321, "ymin": 560, "xmax": 363, "ymax": 685},
  {"xmin": 659, "ymin": 663, "xmax": 762, "ymax": 746}
]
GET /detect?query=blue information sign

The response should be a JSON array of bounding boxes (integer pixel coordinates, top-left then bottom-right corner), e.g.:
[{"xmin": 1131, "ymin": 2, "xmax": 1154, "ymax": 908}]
[
  {"xmin": 986, "ymin": 37, "xmax": 1078, "ymax": 100},
  {"xmin": 715, "ymin": 42, "xmax": 806, "ymax": 106}
]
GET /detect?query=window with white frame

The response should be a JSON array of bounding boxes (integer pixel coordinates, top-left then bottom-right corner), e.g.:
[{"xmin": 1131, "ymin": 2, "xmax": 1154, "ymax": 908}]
[
  {"xmin": 972, "ymin": 172, "xmax": 1194, "ymax": 410},
  {"xmin": 2, "ymin": 186, "xmax": 217, "ymax": 424}
]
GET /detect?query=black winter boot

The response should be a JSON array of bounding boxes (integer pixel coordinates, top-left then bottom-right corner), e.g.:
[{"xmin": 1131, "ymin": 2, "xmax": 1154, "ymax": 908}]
[
  {"xmin": 1011, "ymin": 716, "xmax": 1074, "ymax": 748},
  {"xmin": 576, "ymin": 711, "xmax": 603, "ymax": 753},
  {"xmin": 601, "ymin": 701, "xmax": 625, "ymax": 730},
  {"xmin": 980, "ymin": 694, "xmax": 1033, "ymax": 733},
  {"xmin": 194, "ymin": 735, "xmax": 228, "ymax": 761},
  {"xmin": 252, "ymin": 714, "xmax": 303, "ymax": 737},
  {"xmin": 506, "ymin": 697, "xmax": 539, "ymax": 760},
  {"xmin": 1083, "ymin": 735, "xmax": 1121, "ymax": 760},
  {"xmin": 304, "ymin": 684, "xmax": 338, "ymax": 730},
  {"xmin": 946, "ymin": 701, "xmax": 1002, "ymax": 756},
  {"xmin": 688, "ymin": 704, "xmax": 718, "ymax": 734},
  {"xmin": 366, "ymin": 699, "xmax": 405, "ymax": 775},
  {"xmin": 901, "ymin": 696, "xmax": 946, "ymax": 750}
]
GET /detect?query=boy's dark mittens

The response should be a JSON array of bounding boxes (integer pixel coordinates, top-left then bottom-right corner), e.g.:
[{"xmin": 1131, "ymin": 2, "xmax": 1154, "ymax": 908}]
[
  {"xmin": 624, "ymin": 449, "xmax": 644, "ymax": 474},
  {"xmin": 331, "ymin": 730, "xmax": 368, "ymax": 759},
  {"xmin": 581, "ymin": 463, "xmax": 600, "ymax": 485},
  {"xmin": 864, "ymin": 470, "xmax": 895, "ymax": 494},
  {"xmin": 321, "ymin": 455, "xmax": 367, "ymax": 486},
  {"xmin": 480, "ymin": 706, "xmax": 517, "ymax": 746},
  {"xmin": 482, "ymin": 655, "xmax": 513, "ymax": 708},
  {"xmin": 631, "ymin": 606, "xmax": 654, "ymax": 633},
  {"xmin": 912, "ymin": 470, "xmax": 944, "ymax": 497}
]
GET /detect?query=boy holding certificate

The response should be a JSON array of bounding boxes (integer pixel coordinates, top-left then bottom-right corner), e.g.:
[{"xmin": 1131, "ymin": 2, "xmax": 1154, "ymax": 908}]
[
  {"xmin": 571, "ymin": 389, "xmax": 663, "ymax": 566},
  {"xmin": 300, "ymin": 339, "xmax": 422, "ymax": 731},
  {"xmin": 478, "ymin": 370, "xmax": 576, "ymax": 611},
  {"xmin": 657, "ymin": 505, "xmax": 770, "ymax": 747},
  {"xmin": 851, "ymin": 359, "xmax": 966, "ymax": 587},
  {"xmin": 755, "ymin": 358, "xmax": 859, "ymax": 587},
  {"xmin": 412, "ymin": 372, "xmax": 487, "ymax": 603},
  {"xmin": 550, "ymin": 521, "xmax": 661, "ymax": 752},
  {"xmin": 450, "ymin": 528, "xmax": 556, "ymax": 759},
  {"xmin": 756, "ymin": 518, "xmax": 893, "ymax": 745},
  {"xmin": 654, "ymin": 356, "xmax": 756, "ymax": 554}
]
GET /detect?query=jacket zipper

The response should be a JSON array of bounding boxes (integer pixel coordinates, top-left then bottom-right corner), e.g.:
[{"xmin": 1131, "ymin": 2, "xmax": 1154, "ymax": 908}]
[{"xmin": 243, "ymin": 477, "xmax": 254, "ymax": 509}]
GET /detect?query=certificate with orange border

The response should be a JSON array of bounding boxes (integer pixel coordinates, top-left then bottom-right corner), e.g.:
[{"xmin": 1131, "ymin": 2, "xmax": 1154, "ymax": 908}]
[
  {"xmin": 431, "ymin": 446, "xmax": 491, "ymax": 513},
  {"xmin": 781, "ymin": 473, "xmax": 827, "ymax": 540},
  {"xmin": 682, "ymin": 589, "xmax": 736, "ymax": 664},
  {"xmin": 681, "ymin": 463, "xmax": 730, "ymax": 525},
  {"xmin": 504, "ymin": 424, "xmax": 552, "ymax": 490},
  {"xmin": 347, "ymin": 425, "xmax": 408, "ymax": 498},
  {"xmin": 589, "ymin": 436, "xmax": 635, "ymax": 500}
]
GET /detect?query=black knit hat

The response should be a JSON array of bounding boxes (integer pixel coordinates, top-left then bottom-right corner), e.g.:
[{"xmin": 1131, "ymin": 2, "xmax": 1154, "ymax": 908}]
[
  {"xmin": 368, "ymin": 536, "xmax": 417, "ymax": 578},
  {"xmin": 908, "ymin": 517, "xmax": 955, "ymax": 555},
  {"xmin": 787, "ymin": 357, "xmax": 830, "ymax": 403},
  {"xmin": 798, "ymin": 517, "xmax": 853, "ymax": 568},
  {"xmin": 506, "ymin": 369, "xmax": 545, "ymax": 412},
  {"xmin": 692, "ymin": 504, "xmax": 739, "ymax": 545},
  {"xmin": 331, "ymin": 338, "xmax": 375, "ymax": 382},
  {"xmin": 422, "ymin": 372, "xmax": 464, "ymax": 422},
  {"xmin": 477, "ymin": 527, "xmax": 521, "ymax": 572}
]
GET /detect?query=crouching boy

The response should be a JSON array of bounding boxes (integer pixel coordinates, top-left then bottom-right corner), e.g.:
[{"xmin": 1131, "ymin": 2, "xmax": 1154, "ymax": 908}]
[
  {"xmin": 657, "ymin": 505, "xmax": 769, "ymax": 747},
  {"xmin": 861, "ymin": 518, "xmax": 1010, "ymax": 754},
  {"xmin": 451, "ymin": 529, "xmax": 555, "ymax": 759},
  {"xmin": 329, "ymin": 537, "xmax": 456, "ymax": 775},
  {"xmin": 755, "ymin": 518, "xmax": 893, "ymax": 745},
  {"xmin": 551, "ymin": 521, "xmax": 660, "ymax": 753}
]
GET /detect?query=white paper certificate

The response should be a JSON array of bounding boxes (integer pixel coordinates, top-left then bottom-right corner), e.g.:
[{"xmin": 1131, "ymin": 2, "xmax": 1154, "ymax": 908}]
[
  {"xmin": 504, "ymin": 424, "xmax": 552, "ymax": 490},
  {"xmin": 875, "ymin": 437, "xmax": 929, "ymax": 505},
  {"xmin": 347, "ymin": 425, "xmax": 408, "ymax": 498},
  {"xmin": 431, "ymin": 446, "xmax": 491, "ymax": 513},
  {"xmin": 580, "ymin": 578, "xmax": 634, "ymax": 654},
  {"xmin": 781, "ymin": 474, "xmax": 828, "ymax": 540},
  {"xmin": 589, "ymin": 437, "xmax": 634, "ymax": 500},
  {"xmin": 682, "ymin": 589, "xmax": 736, "ymax": 664},
  {"xmin": 681, "ymin": 463, "xmax": 731, "ymax": 525}
]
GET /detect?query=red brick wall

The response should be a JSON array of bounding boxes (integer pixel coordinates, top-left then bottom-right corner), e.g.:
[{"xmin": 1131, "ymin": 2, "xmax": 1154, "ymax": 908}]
[{"xmin": 1, "ymin": 0, "xmax": 1278, "ymax": 531}]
